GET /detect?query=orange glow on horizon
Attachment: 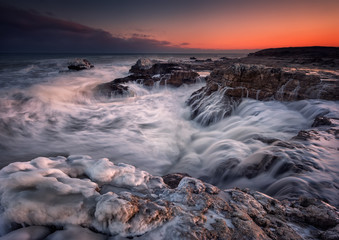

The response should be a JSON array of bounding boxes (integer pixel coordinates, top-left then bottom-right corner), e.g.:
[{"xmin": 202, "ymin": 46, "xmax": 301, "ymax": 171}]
[
  {"xmin": 170, "ymin": 21, "xmax": 339, "ymax": 50},
  {"xmin": 127, "ymin": 1, "xmax": 339, "ymax": 50}
]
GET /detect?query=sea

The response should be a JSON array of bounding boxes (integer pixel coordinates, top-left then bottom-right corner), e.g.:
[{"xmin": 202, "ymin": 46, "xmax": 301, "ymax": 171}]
[{"xmin": 0, "ymin": 53, "xmax": 338, "ymax": 206}]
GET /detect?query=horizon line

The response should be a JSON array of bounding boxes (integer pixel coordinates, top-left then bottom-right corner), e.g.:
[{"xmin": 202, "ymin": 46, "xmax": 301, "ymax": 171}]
[{"xmin": 1, "ymin": 46, "xmax": 338, "ymax": 55}]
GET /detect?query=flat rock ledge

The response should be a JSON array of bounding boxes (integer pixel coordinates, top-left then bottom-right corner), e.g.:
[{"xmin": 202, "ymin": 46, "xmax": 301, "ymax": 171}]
[{"xmin": 0, "ymin": 156, "xmax": 338, "ymax": 239}]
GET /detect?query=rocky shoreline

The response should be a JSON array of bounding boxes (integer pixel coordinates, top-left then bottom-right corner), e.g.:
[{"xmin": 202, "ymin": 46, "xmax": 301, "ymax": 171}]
[
  {"xmin": 0, "ymin": 155, "xmax": 338, "ymax": 240},
  {"xmin": 92, "ymin": 47, "xmax": 338, "ymax": 126},
  {"xmin": 0, "ymin": 47, "xmax": 338, "ymax": 239},
  {"xmin": 93, "ymin": 47, "xmax": 339, "ymax": 103}
]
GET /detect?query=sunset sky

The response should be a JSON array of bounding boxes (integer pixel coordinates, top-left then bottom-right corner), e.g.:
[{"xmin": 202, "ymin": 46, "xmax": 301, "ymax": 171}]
[{"xmin": 1, "ymin": 0, "xmax": 339, "ymax": 52}]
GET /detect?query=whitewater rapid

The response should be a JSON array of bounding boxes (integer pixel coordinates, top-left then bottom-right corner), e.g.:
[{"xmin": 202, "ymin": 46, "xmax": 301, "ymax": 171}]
[{"xmin": 0, "ymin": 55, "xmax": 338, "ymax": 205}]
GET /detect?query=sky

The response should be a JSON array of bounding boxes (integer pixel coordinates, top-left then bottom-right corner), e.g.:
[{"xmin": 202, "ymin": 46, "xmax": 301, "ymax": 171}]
[{"xmin": 1, "ymin": 0, "xmax": 339, "ymax": 53}]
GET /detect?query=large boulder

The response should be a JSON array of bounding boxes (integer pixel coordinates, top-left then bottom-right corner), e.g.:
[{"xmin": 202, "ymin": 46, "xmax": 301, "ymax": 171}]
[
  {"xmin": 129, "ymin": 58, "xmax": 154, "ymax": 74},
  {"xmin": 68, "ymin": 59, "xmax": 94, "ymax": 70}
]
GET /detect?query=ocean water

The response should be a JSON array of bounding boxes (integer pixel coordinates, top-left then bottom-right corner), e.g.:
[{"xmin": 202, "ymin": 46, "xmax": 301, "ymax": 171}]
[{"xmin": 0, "ymin": 53, "xmax": 338, "ymax": 207}]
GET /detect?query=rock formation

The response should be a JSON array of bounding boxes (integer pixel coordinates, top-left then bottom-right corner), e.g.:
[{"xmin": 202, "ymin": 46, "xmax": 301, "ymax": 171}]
[
  {"xmin": 203, "ymin": 64, "xmax": 338, "ymax": 101},
  {"xmin": 68, "ymin": 59, "xmax": 94, "ymax": 70},
  {"xmin": 130, "ymin": 58, "xmax": 154, "ymax": 72},
  {"xmin": 128, "ymin": 58, "xmax": 200, "ymax": 87},
  {"xmin": 0, "ymin": 156, "xmax": 338, "ymax": 239},
  {"xmin": 92, "ymin": 58, "xmax": 201, "ymax": 97},
  {"xmin": 187, "ymin": 63, "xmax": 339, "ymax": 124}
]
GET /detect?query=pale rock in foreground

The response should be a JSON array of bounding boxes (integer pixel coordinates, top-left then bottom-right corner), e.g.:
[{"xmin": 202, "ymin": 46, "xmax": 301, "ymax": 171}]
[{"xmin": 0, "ymin": 156, "xmax": 338, "ymax": 239}]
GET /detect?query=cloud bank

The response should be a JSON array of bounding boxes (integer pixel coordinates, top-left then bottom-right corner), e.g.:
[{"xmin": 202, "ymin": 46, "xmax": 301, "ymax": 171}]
[{"xmin": 0, "ymin": 4, "xmax": 185, "ymax": 53}]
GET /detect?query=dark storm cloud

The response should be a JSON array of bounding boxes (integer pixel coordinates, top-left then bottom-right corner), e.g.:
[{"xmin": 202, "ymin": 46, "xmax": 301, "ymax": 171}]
[{"xmin": 0, "ymin": 4, "xmax": 183, "ymax": 53}]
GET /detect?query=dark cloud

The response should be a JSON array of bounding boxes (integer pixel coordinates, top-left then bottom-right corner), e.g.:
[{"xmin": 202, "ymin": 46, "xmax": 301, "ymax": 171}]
[
  {"xmin": 0, "ymin": 4, "xmax": 185, "ymax": 53},
  {"xmin": 131, "ymin": 33, "xmax": 154, "ymax": 39},
  {"xmin": 180, "ymin": 42, "xmax": 190, "ymax": 46}
]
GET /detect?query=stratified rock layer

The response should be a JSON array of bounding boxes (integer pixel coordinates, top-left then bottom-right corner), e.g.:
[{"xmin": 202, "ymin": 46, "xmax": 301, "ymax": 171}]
[{"xmin": 205, "ymin": 64, "xmax": 338, "ymax": 101}]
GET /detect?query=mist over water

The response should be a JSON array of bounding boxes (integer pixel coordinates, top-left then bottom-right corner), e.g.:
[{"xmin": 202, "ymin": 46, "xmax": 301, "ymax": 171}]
[{"xmin": 0, "ymin": 54, "xmax": 338, "ymax": 205}]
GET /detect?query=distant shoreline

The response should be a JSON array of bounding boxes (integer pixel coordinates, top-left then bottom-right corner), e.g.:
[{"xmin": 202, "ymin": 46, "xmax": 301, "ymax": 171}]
[{"xmin": 1, "ymin": 46, "xmax": 338, "ymax": 58}]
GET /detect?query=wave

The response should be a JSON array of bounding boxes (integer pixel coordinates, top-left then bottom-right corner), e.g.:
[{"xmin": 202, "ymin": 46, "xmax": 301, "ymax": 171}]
[{"xmin": 0, "ymin": 55, "xmax": 338, "ymax": 208}]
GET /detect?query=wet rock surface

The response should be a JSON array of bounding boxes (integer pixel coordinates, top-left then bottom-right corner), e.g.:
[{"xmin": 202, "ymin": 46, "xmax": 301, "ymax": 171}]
[
  {"xmin": 93, "ymin": 82, "xmax": 130, "ymax": 98},
  {"xmin": 0, "ymin": 157, "xmax": 337, "ymax": 239},
  {"xmin": 68, "ymin": 59, "xmax": 94, "ymax": 70},
  {"xmin": 162, "ymin": 173, "xmax": 191, "ymax": 189},
  {"xmin": 312, "ymin": 116, "xmax": 333, "ymax": 127}
]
